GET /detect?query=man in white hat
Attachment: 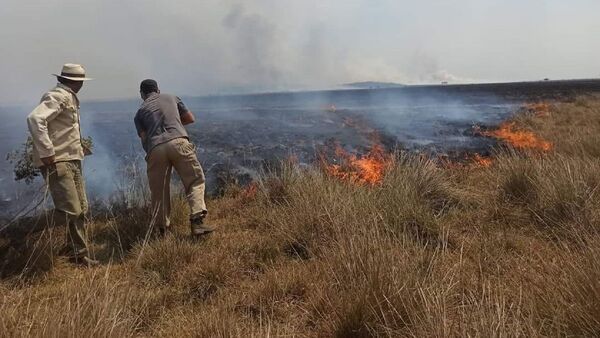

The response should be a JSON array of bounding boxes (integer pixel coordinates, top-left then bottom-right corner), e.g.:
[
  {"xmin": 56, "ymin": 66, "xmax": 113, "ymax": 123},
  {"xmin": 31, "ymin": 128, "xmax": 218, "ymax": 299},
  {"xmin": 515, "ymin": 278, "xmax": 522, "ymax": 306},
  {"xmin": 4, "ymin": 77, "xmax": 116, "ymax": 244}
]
[{"xmin": 26, "ymin": 63, "xmax": 98, "ymax": 266}]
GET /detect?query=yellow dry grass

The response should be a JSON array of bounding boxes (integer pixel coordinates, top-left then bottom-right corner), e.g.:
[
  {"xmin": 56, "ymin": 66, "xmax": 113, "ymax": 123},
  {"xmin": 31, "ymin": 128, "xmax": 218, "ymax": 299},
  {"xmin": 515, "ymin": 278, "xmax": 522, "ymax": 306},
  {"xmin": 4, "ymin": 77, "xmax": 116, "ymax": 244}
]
[{"xmin": 1, "ymin": 95, "xmax": 600, "ymax": 337}]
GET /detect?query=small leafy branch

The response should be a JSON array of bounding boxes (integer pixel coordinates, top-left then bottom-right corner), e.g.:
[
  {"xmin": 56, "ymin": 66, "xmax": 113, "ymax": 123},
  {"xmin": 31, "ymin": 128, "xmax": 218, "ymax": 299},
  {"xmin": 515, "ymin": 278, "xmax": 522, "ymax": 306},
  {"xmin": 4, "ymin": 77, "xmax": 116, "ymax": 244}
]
[
  {"xmin": 6, "ymin": 136, "xmax": 93, "ymax": 185},
  {"xmin": 6, "ymin": 137, "xmax": 38, "ymax": 184}
]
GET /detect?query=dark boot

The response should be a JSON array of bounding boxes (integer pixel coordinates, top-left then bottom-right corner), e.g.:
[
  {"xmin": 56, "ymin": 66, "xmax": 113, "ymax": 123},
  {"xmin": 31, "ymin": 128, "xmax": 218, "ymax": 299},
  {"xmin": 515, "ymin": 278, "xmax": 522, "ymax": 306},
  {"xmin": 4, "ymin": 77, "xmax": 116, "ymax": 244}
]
[
  {"xmin": 155, "ymin": 226, "xmax": 171, "ymax": 238},
  {"xmin": 190, "ymin": 211, "xmax": 215, "ymax": 237},
  {"xmin": 65, "ymin": 246, "xmax": 99, "ymax": 267}
]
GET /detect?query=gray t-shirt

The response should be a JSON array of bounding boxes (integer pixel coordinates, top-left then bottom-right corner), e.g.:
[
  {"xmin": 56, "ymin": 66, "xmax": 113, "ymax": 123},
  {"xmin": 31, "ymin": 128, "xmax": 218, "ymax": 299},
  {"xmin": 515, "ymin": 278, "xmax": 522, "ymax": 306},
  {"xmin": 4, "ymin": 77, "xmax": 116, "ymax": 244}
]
[{"xmin": 134, "ymin": 93, "xmax": 190, "ymax": 153}]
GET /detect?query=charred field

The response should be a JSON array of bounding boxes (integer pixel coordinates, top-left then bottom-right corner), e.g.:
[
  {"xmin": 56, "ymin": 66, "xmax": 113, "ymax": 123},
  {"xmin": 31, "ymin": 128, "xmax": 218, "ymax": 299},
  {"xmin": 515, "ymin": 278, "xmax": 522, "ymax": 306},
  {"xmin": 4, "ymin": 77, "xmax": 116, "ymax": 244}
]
[
  {"xmin": 1, "ymin": 81, "xmax": 600, "ymax": 336},
  {"xmin": 1, "ymin": 79, "xmax": 600, "ymax": 214}
]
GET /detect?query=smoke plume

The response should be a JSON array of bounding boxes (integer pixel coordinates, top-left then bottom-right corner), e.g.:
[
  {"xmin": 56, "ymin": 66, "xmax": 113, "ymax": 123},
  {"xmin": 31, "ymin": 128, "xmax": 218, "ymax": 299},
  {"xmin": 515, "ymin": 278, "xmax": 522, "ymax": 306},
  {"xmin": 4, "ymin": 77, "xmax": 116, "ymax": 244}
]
[{"xmin": 0, "ymin": 1, "xmax": 599, "ymax": 103}]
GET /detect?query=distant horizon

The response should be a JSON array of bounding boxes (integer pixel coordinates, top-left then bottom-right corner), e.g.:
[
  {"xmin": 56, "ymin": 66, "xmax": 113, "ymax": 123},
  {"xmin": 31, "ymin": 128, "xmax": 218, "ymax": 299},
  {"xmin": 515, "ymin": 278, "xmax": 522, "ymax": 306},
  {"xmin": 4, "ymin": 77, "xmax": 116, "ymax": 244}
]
[{"xmin": 2, "ymin": 76, "xmax": 600, "ymax": 107}]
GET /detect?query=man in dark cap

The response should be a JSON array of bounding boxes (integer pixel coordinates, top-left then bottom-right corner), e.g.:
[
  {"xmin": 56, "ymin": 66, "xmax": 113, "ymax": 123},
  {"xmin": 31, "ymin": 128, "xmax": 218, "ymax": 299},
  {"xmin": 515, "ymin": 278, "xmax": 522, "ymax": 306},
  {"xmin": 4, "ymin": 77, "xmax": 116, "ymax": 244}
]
[{"xmin": 134, "ymin": 79, "xmax": 213, "ymax": 237}]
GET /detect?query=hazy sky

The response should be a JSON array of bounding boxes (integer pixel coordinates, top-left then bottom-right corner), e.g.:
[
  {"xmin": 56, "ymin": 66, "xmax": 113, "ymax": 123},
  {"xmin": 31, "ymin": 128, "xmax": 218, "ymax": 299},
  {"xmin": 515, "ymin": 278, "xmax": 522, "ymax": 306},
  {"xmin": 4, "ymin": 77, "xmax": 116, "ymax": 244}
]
[{"xmin": 1, "ymin": 0, "xmax": 599, "ymax": 103}]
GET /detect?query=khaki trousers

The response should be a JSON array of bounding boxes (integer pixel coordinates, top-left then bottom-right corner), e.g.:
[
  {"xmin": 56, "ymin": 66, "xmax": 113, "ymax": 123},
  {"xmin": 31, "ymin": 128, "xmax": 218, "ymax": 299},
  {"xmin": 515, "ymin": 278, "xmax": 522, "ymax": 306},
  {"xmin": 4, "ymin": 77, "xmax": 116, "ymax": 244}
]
[
  {"xmin": 147, "ymin": 138, "xmax": 207, "ymax": 229},
  {"xmin": 42, "ymin": 160, "xmax": 89, "ymax": 258}
]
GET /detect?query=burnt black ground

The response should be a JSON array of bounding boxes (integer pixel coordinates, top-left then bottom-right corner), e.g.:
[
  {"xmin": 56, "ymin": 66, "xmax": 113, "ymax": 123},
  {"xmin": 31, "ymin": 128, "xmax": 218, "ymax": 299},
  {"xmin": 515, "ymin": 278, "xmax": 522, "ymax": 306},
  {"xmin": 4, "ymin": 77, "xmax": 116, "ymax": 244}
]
[{"xmin": 1, "ymin": 79, "xmax": 600, "ymax": 220}]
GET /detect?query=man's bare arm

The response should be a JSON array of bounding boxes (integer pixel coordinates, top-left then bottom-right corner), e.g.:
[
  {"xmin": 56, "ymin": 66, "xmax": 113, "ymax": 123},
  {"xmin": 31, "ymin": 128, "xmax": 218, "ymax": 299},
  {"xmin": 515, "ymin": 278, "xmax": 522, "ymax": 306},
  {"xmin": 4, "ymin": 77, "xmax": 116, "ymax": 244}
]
[{"xmin": 181, "ymin": 111, "xmax": 195, "ymax": 125}]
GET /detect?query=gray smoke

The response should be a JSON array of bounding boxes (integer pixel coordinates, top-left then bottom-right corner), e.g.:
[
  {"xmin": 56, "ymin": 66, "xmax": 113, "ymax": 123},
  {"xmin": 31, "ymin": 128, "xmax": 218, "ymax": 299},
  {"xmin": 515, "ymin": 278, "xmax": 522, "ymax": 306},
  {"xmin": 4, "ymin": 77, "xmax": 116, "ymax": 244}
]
[
  {"xmin": 222, "ymin": 4, "xmax": 282, "ymax": 89},
  {"xmin": 1, "ymin": 1, "xmax": 599, "ymax": 104}
]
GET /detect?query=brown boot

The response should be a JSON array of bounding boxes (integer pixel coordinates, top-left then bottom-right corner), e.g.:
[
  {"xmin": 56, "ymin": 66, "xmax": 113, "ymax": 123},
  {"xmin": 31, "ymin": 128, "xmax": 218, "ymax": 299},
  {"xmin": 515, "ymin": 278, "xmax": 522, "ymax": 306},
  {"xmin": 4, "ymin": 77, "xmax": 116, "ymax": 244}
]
[{"xmin": 190, "ymin": 211, "xmax": 215, "ymax": 237}]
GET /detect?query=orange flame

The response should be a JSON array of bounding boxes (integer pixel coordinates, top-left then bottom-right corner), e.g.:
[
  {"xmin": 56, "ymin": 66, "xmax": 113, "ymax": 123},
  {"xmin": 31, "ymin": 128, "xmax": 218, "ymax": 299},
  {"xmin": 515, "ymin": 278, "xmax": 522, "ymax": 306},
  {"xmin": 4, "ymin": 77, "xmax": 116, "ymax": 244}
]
[
  {"xmin": 323, "ymin": 143, "xmax": 389, "ymax": 186},
  {"xmin": 437, "ymin": 153, "xmax": 493, "ymax": 169},
  {"xmin": 483, "ymin": 122, "xmax": 552, "ymax": 151},
  {"xmin": 472, "ymin": 153, "xmax": 493, "ymax": 167}
]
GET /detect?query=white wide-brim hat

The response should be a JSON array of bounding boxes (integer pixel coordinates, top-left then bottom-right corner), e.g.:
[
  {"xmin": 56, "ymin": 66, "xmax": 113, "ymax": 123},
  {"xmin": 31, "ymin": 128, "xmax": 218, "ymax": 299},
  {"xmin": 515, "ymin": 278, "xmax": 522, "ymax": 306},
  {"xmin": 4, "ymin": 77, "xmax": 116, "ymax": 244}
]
[{"xmin": 52, "ymin": 63, "xmax": 93, "ymax": 81}]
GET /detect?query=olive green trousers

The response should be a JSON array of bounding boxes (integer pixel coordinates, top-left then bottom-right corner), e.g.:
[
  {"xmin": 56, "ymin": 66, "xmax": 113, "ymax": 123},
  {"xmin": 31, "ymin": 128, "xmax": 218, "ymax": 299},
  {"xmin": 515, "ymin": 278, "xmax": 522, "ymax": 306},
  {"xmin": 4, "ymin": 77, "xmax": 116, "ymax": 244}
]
[{"xmin": 42, "ymin": 160, "xmax": 89, "ymax": 258}]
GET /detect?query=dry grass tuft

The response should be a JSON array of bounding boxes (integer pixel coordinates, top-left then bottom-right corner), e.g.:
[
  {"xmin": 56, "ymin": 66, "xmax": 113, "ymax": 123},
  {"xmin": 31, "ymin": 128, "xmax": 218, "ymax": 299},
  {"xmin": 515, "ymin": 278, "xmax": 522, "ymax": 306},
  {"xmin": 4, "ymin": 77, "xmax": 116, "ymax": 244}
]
[{"xmin": 0, "ymin": 270, "xmax": 149, "ymax": 337}]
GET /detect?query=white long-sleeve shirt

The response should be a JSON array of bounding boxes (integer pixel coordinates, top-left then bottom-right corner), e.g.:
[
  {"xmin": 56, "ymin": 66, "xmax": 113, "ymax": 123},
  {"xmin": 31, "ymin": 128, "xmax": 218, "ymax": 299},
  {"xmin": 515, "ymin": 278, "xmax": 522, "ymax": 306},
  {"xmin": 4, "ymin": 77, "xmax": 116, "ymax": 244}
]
[{"xmin": 27, "ymin": 83, "xmax": 84, "ymax": 167}]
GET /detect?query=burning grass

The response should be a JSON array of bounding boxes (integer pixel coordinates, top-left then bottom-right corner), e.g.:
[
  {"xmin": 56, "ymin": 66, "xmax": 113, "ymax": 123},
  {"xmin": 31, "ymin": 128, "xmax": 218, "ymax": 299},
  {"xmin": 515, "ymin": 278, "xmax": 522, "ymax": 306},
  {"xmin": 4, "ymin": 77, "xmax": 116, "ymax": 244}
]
[
  {"xmin": 471, "ymin": 153, "xmax": 493, "ymax": 167},
  {"xmin": 2, "ymin": 95, "xmax": 600, "ymax": 336},
  {"xmin": 482, "ymin": 121, "xmax": 553, "ymax": 152},
  {"xmin": 470, "ymin": 102, "xmax": 554, "ymax": 153},
  {"xmin": 321, "ymin": 143, "xmax": 391, "ymax": 186}
]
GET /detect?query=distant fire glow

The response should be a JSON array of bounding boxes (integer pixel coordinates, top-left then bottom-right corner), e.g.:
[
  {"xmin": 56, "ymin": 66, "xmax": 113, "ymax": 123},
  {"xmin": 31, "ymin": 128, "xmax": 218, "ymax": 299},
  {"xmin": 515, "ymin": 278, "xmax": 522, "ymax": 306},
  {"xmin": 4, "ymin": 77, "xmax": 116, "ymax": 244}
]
[
  {"xmin": 472, "ymin": 153, "xmax": 493, "ymax": 167},
  {"xmin": 241, "ymin": 181, "xmax": 258, "ymax": 199}
]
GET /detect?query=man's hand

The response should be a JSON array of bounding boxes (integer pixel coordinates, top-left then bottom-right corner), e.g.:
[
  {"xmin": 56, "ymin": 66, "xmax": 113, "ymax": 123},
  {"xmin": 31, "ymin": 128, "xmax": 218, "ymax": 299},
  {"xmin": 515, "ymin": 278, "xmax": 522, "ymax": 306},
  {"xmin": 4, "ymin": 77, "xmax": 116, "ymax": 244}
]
[
  {"xmin": 181, "ymin": 111, "xmax": 195, "ymax": 125},
  {"xmin": 41, "ymin": 155, "xmax": 56, "ymax": 166},
  {"xmin": 83, "ymin": 146, "xmax": 93, "ymax": 156}
]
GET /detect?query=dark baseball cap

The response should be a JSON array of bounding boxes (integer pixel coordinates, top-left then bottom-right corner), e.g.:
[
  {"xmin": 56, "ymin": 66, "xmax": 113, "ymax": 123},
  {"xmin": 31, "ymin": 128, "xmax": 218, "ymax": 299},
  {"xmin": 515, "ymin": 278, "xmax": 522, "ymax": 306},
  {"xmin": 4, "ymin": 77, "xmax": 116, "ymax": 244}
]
[{"xmin": 140, "ymin": 79, "xmax": 159, "ymax": 94}]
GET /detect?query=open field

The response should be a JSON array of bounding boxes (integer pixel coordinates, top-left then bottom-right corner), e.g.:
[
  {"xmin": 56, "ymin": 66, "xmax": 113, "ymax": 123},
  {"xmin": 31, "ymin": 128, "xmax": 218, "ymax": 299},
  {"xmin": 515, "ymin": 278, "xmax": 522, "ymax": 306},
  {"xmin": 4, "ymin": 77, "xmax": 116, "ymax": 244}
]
[{"xmin": 1, "ymin": 94, "xmax": 600, "ymax": 336}]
